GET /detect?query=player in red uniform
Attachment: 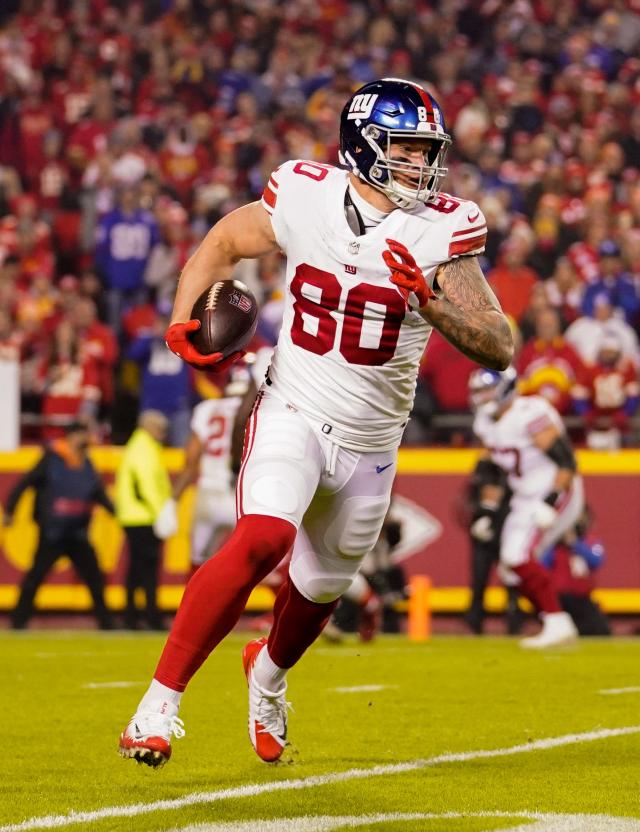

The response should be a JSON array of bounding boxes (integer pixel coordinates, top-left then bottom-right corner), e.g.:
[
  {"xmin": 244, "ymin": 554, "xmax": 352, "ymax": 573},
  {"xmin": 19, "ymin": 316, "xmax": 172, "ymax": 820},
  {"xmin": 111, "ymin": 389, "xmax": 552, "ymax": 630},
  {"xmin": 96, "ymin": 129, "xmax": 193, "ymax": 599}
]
[{"xmin": 118, "ymin": 79, "xmax": 513, "ymax": 766}]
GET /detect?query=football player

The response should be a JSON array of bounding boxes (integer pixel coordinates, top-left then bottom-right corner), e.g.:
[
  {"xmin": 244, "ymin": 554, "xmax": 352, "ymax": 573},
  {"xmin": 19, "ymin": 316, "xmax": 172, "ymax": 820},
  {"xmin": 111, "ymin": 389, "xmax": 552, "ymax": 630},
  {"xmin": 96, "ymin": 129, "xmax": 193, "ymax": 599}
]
[
  {"xmin": 171, "ymin": 378, "xmax": 246, "ymax": 577},
  {"xmin": 119, "ymin": 78, "xmax": 513, "ymax": 766},
  {"xmin": 469, "ymin": 366, "xmax": 582, "ymax": 649}
]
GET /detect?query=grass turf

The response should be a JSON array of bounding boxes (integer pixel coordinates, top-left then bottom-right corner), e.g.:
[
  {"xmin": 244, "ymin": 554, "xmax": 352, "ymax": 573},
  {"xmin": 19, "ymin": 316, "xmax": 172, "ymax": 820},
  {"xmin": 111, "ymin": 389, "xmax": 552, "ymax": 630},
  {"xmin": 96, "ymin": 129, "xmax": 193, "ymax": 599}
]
[{"xmin": 1, "ymin": 631, "xmax": 639, "ymax": 831}]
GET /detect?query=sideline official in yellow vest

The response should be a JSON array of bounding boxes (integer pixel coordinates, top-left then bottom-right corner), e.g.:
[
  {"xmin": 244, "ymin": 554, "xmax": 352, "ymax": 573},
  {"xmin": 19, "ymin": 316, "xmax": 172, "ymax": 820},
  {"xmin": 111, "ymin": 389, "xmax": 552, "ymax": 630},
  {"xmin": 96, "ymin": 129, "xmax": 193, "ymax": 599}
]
[{"xmin": 115, "ymin": 411, "xmax": 177, "ymax": 629}]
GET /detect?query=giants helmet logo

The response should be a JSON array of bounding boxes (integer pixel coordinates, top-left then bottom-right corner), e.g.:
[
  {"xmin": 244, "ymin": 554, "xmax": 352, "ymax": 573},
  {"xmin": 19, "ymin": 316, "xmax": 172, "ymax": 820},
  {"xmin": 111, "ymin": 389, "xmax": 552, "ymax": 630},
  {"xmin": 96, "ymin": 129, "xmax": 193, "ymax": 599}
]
[{"xmin": 347, "ymin": 93, "xmax": 378, "ymax": 120}]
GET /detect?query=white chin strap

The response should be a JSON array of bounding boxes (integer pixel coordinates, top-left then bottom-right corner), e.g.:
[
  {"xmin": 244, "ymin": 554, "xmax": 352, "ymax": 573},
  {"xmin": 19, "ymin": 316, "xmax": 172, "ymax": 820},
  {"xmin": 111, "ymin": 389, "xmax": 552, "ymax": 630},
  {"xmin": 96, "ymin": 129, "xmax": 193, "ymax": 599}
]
[{"xmin": 379, "ymin": 180, "xmax": 424, "ymax": 209}]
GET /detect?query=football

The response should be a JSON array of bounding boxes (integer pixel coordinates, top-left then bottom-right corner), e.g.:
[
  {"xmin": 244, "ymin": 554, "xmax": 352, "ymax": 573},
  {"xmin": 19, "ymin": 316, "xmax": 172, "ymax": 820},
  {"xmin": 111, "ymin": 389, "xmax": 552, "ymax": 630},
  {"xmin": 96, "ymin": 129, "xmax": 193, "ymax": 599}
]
[{"xmin": 188, "ymin": 279, "xmax": 258, "ymax": 357}]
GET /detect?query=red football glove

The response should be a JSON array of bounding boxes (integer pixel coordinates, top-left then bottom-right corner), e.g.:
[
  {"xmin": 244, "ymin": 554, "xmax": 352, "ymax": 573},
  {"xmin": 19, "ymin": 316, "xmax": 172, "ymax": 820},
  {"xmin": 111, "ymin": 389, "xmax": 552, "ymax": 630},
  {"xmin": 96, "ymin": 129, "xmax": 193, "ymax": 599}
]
[
  {"xmin": 382, "ymin": 238, "xmax": 436, "ymax": 309},
  {"xmin": 165, "ymin": 320, "xmax": 245, "ymax": 370}
]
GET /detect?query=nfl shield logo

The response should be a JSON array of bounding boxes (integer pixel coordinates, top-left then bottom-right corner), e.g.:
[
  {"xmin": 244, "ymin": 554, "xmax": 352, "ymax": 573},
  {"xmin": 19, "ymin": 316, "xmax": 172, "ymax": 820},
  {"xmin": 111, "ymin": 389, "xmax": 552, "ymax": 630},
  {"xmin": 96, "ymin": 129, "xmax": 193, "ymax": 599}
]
[{"xmin": 229, "ymin": 291, "xmax": 252, "ymax": 313}]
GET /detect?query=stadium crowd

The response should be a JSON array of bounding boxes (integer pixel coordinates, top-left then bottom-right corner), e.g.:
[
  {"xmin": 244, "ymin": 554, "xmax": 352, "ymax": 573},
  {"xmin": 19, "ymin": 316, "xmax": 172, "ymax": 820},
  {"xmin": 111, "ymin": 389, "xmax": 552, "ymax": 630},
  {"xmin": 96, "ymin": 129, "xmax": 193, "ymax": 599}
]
[{"xmin": 0, "ymin": 0, "xmax": 639, "ymax": 446}]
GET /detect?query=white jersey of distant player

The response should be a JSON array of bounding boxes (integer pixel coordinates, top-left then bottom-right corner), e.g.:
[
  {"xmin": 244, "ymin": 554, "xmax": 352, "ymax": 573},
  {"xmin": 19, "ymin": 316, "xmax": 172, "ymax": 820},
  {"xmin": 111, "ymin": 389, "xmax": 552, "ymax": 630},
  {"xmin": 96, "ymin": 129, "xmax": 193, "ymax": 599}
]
[
  {"xmin": 261, "ymin": 160, "xmax": 487, "ymax": 452},
  {"xmin": 473, "ymin": 395, "xmax": 567, "ymax": 500},
  {"xmin": 190, "ymin": 396, "xmax": 242, "ymax": 492}
]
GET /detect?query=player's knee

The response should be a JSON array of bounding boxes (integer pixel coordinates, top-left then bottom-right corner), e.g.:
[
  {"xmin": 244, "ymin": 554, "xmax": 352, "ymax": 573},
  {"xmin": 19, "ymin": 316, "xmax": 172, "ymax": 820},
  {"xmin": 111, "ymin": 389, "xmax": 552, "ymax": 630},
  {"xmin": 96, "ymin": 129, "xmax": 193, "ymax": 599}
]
[
  {"xmin": 236, "ymin": 514, "xmax": 296, "ymax": 571},
  {"xmin": 290, "ymin": 568, "xmax": 352, "ymax": 604}
]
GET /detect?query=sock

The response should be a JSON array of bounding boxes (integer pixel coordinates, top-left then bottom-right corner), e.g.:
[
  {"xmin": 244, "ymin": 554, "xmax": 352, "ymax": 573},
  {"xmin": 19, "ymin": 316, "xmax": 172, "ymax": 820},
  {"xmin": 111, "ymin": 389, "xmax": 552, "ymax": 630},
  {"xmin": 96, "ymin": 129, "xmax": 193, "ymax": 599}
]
[
  {"xmin": 154, "ymin": 515, "xmax": 296, "ymax": 691},
  {"xmin": 252, "ymin": 644, "xmax": 288, "ymax": 692},
  {"xmin": 267, "ymin": 574, "xmax": 338, "ymax": 669},
  {"xmin": 511, "ymin": 561, "xmax": 562, "ymax": 614},
  {"xmin": 343, "ymin": 572, "xmax": 369, "ymax": 604},
  {"xmin": 138, "ymin": 679, "xmax": 183, "ymax": 712}
]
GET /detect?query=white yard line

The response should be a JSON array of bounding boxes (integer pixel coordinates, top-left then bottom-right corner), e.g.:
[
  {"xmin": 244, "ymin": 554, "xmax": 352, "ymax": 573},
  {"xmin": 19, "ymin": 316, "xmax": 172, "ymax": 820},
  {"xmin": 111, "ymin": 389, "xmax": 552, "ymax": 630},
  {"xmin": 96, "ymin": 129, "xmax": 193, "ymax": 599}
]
[
  {"xmin": 82, "ymin": 681, "xmax": 145, "ymax": 690},
  {"xmin": 1, "ymin": 725, "xmax": 638, "ymax": 832},
  {"xmin": 331, "ymin": 685, "xmax": 398, "ymax": 693},
  {"xmin": 166, "ymin": 811, "xmax": 640, "ymax": 832},
  {"xmin": 599, "ymin": 687, "xmax": 640, "ymax": 695}
]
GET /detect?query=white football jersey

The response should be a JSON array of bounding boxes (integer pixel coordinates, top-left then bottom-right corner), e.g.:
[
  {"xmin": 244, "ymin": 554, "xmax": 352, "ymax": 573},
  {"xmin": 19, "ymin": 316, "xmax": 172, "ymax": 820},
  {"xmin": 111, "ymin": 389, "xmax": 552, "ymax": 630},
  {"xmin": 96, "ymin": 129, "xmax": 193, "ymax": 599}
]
[
  {"xmin": 251, "ymin": 346, "xmax": 274, "ymax": 390},
  {"xmin": 261, "ymin": 160, "xmax": 487, "ymax": 452},
  {"xmin": 473, "ymin": 395, "xmax": 567, "ymax": 499},
  {"xmin": 190, "ymin": 396, "xmax": 242, "ymax": 491}
]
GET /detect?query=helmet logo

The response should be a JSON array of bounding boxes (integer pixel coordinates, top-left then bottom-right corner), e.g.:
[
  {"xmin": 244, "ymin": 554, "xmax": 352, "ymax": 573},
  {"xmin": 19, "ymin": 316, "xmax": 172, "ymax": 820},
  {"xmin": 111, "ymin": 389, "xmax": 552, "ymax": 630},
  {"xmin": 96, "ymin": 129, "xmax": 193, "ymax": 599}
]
[{"xmin": 347, "ymin": 93, "xmax": 379, "ymax": 120}]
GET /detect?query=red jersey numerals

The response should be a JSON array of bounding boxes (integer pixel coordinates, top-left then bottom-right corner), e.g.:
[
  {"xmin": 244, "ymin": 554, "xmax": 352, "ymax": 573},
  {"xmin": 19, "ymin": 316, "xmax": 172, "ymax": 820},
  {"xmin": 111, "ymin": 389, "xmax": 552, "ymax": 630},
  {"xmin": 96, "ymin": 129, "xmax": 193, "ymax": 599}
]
[
  {"xmin": 289, "ymin": 264, "xmax": 405, "ymax": 366},
  {"xmin": 490, "ymin": 446, "xmax": 522, "ymax": 477},
  {"xmin": 292, "ymin": 161, "xmax": 332, "ymax": 181},
  {"xmin": 204, "ymin": 414, "xmax": 228, "ymax": 456},
  {"xmin": 426, "ymin": 193, "xmax": 460, "ymax": 213}
]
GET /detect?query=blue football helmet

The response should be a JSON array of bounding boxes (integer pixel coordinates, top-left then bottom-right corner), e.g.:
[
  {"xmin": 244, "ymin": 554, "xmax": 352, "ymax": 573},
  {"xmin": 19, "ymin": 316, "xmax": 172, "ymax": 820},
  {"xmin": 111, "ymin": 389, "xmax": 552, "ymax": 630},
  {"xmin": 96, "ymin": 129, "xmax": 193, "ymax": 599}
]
[
  {"xmin": 339, "ymin": 78, "xmax": 451, "ymax": 208},
  {"xmin": 468, "ymin": 367, "xmax": 518, "ymax": 415}
]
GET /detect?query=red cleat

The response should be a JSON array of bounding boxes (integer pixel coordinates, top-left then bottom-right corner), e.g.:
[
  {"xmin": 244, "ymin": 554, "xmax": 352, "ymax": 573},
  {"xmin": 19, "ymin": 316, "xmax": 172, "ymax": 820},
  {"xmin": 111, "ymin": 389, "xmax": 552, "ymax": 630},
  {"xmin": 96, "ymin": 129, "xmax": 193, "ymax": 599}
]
[
  {"xmin": 242, "ymin": 638, "xmax": 289, "ymax": 762},
  {"xmin": 118, "ymin": 702, "xmax": 185, "ymax": 768}
]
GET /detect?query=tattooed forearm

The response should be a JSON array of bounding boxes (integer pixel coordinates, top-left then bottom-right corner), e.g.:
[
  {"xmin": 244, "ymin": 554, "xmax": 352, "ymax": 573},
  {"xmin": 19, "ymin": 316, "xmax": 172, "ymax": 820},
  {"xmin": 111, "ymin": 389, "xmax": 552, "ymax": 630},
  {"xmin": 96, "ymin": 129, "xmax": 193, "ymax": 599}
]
[{"xmin": 422, "ymin": 256, "xmax": 514, "ymax": 370}]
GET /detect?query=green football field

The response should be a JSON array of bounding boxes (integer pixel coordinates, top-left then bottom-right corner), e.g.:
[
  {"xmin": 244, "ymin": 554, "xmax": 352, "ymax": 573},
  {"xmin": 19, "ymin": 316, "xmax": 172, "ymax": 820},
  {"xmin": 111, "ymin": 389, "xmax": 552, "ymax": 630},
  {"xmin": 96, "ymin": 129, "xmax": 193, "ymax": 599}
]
[{"xmin": 1, "ymin": 631, "xmax": 640, "ymax": 832}]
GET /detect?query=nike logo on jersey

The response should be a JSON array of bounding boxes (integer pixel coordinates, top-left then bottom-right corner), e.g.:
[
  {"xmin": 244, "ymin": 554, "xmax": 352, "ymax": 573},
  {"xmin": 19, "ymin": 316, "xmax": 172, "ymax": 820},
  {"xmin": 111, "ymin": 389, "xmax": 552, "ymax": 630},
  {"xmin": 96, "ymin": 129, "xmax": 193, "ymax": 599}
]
[
  {"xmin": 467, "ymin": 210, "xmax": 480, "ymax": 222},
  {"xmin": 375, "ymin": 463, "xmax": 393, "ymax": 474}
]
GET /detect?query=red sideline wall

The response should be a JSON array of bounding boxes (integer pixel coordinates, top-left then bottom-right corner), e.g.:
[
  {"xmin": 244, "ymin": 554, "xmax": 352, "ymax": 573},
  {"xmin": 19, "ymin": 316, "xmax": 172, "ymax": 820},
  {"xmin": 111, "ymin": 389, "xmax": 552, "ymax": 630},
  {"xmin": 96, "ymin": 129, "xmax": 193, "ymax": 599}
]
[{"xmin": 0, "ymin": 448, "xmax": 638, "ymax": 613}]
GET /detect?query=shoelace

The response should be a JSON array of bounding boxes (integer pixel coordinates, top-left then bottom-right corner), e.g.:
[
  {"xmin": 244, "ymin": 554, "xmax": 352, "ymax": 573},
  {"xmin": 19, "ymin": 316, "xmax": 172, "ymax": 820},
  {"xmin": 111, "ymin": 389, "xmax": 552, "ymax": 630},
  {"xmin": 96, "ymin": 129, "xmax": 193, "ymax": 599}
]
[
  {"xmin": 139, "ymin": 712, "xmax": 186, "ymax": 740},
  {"xmin": 257, "ymin": 692, "xmax": 291, "ymax": 736}
]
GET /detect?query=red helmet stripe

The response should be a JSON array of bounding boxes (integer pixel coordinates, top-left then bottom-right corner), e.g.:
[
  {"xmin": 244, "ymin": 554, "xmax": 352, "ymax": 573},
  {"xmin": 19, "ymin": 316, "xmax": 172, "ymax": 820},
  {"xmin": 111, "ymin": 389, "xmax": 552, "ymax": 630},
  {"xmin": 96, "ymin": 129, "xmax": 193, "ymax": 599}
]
[{"xmin": 411, "ymin": 84, "xmax": 434, "ymax": 121}]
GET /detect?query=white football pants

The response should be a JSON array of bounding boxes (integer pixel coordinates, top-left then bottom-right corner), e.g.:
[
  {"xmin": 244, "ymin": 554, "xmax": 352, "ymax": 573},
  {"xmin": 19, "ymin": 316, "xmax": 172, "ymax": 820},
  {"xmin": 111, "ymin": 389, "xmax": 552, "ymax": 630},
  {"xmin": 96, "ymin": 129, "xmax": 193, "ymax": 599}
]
[
  {"xmin": 236, "ymin": 391, "xmax": 396, "ymax": 602},
  {"xmin": 191, "ymin": 486, "xmax": 237, "ymax": 566},
  {"xmin": 498, "ymin": 476, "xmax": 585, "ymax": 586}
]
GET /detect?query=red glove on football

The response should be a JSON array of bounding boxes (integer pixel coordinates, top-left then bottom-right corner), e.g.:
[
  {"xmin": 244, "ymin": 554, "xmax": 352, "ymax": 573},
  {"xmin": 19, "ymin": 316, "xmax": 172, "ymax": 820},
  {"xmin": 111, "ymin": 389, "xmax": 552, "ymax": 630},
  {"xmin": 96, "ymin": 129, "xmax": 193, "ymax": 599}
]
[
  {"xmin": 165, "ymin": 321, "xmax": 245, "ymax": 370},
  {"xmin": 382, "ymin": 238, "xmax": 436, "ymax": 309}
]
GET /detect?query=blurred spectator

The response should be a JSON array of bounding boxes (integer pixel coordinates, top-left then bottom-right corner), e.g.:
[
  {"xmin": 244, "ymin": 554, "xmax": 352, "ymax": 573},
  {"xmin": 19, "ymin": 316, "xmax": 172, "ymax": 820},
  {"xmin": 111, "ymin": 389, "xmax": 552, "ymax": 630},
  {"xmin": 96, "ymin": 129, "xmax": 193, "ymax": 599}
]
[
  {"xmin": 0, "ymin": 0, "xmax": 639, "ymax": 445},
  {"xmin": 126, "ymin": 300, "xmax": 193, "ymax": 447},
  {"xmin": 4, "ymin": 421, "xmax": 114, "ymax": 630},
  {"xmin": 0, "ymin": 307, "xmax": 21, "ymax": 361},
  {"xmin": 115, "ymin": 410, "xmax": 174, "ymax": 631},
  {"xmin": 36, "ymin": 319, "xmax": 100, "ymax": 440},
  {"xmin": 572, "ymin": 334, "xmax": 640, "ymax": 450},
  {"xmin": 487, "ymin": 240, "xmax": 539, "ymax": 324},
  {"xmin": 95, "ymin": 185, "xmax": 159, "ymax": 333},
  {"xmin": 581, "ymin": 240, "xmax": 640, "ymax": 326},
  {"xmin": 565, "ymin": 295, "xmax": 640, "ymax": 369},
  {"xmin": 542, "ymin": 258, "xmax": 584, "ymax": 326},
  {"xmin": 70, "ymin": 297, "xmax": 119, "ymax": 432},
  {"xmin": 144, "ymin": 201, "xmax": 194, "ymax": 304},
  {"xmin": 517, "ymin": 307, "xmax": 585, "ymax": 414},
  {"xmin": 414, "ymin": 330, "xmax": 478, "ymax": 443}
]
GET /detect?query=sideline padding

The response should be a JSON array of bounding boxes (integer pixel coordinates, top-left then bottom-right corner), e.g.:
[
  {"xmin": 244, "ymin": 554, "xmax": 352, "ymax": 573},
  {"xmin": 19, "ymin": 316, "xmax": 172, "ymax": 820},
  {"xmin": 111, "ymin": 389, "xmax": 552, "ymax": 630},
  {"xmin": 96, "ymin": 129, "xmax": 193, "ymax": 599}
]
[{"xmin": 0, "ymin": 447, "xmax": 638, "ymax": 614}]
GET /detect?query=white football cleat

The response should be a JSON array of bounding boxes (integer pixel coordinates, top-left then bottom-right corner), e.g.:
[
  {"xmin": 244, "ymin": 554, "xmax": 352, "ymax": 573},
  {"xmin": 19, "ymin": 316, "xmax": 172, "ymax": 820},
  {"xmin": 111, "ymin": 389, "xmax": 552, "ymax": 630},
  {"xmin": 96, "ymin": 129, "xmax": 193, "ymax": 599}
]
[
  {"xmin": 520, "ymin": 611, "xmax": 578, "ymax": 649},
  {"xmin": 118, "ymin": 700, "xmax": 185, "ymax": 767},
  {"xmin": 242, "ymin": 637, "xmax": 289, "ymax": 762}
]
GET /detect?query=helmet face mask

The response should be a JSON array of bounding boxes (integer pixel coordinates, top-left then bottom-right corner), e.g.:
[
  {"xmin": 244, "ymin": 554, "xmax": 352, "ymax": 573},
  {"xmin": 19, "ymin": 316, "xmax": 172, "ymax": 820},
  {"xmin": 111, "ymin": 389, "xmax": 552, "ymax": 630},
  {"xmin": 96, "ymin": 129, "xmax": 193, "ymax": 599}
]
[{"xmin": 339, "ymin": 78, "xmax": 451, "ymax": 209}]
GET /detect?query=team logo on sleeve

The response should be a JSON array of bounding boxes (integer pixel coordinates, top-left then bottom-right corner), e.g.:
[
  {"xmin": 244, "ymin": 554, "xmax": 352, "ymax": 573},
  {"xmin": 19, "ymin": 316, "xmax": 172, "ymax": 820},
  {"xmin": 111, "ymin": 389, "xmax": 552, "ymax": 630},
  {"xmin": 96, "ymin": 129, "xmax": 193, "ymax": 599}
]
[{"xmin": 346, "ymin": 93, "xmax": 379, "ymax": 120}]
